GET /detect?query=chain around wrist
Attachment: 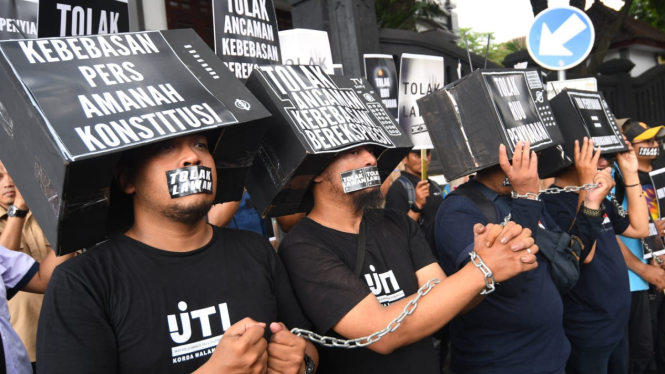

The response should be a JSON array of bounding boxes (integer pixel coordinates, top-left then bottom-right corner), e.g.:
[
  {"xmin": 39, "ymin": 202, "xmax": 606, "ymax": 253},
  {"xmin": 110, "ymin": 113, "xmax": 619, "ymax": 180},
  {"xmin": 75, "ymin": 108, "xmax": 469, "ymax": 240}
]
[
  {"xmin": 469, "ymin": 251, "xmax": 496, "ymax": 295},
  {"xmin": 511, "ymin": 191, "xmax": 540, "ymax": 201}
]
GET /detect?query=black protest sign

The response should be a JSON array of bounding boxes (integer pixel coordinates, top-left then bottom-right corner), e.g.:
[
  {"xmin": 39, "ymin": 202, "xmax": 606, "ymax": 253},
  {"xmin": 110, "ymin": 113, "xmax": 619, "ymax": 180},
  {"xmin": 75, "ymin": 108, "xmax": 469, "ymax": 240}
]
[
  {"xmin": 213, "ymin": 0, "xmax": 281, "ymax": 81},
  {"xmin": 0, "ymin": 0, "xmax": 38, "ymax": 40},
  {"xmin": 257, "ymin": 65, "xmax": 396, "ymax": 152},
  {"xmin": 0, "ymin": 31, "xmax": 238, "ymax": 160},
  {"xmin": 331, "ymin": 75, "xmax": 402, "ymax": 138},
  {"xmin": 341, "ymin": 166, "xmax": 381, "ymax": 193},
  {"xmin": 416, "ymin": 68, "xmax": 563, "ymax": 181},
  {"xmin": 364, "ymin": 54, "xmax": 398, "ymax": 118},
  {"xmin": 167, "ymin": 166, "xmax": 213, "ymax": 198},
  {"xmin": 483, "ymin": 71, "xmax": 554, "ymax": 151},
  {"xmin": 38, "ymin": 0, "xmax": 129, "ymax": 38},
  {"xmin": 568, "ymin": 91, "xmax": 625, "ymax": 152}
]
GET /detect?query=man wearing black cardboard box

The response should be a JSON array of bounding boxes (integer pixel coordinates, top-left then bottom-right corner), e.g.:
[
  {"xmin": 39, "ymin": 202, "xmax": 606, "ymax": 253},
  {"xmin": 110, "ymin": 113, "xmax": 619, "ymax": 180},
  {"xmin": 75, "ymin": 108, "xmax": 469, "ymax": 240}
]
[
  {"xmin": 278, "ymin": 143, "xmax": 540, "ymax": 374},
  {"xmin": 435, "ymin": 141, "xmax": 611, "ymax": 374},
  {"xmin": 36, "ymin": 133, "xmax": 318, "ymax": 374}
]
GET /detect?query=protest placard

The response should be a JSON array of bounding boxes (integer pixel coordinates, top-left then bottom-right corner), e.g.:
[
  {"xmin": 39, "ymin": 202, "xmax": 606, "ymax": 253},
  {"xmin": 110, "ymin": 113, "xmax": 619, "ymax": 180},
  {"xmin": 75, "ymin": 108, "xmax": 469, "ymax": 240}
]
[
  {"xmin": 0, "ymin": 0, "xmax": 38, "ymax": 40},
  {"xmin": 398, "ymin": 54, "xmax": 444, "ymax": 149},
  {"xmin": 213, "ymin": 0, "xmax": 281, "ymax": 80},
  {"xmin": 364, "ymin": 54, "xmax": 398, "ymax": 118},
  {"xmin": 38, "ymin": 0, "xmax": 129, "ymax": 38},
  {"xmin": 279, "ymin": 29, "xmax": 334, "ymax": 74}
]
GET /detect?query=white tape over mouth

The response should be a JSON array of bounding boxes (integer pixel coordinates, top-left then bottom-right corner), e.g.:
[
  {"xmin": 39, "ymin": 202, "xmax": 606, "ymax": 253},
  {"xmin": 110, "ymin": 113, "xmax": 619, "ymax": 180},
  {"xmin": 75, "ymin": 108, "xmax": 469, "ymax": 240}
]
[
  {"xmin": 638, "ymin": 147, "xmax": 659, "ymax": 157},
  {"xmin": 166, "ymin": 166, "xmax": 213, "ymax": 198},
  {"xmin": 340, "ymin": 166, "xmax": 382, "ymax": 193}
]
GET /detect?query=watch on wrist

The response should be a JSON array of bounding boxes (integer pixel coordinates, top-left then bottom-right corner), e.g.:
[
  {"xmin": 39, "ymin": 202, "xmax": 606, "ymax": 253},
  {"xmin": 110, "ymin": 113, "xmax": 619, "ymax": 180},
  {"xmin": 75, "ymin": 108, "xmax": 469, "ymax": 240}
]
[
  {"xmin": 304, "ymin": 353, "xmax": 315, "ymax": 374},
  {"xmin": 7, "ymin": 205, "xmax": 28, "ymax": 218},
  {"xmin": 580, "ymin": 202, "xmax": 604, "ymax": 217},
  {"xmin": 410, "ymin": 202, "xmax": 422, "ymax": 213}
]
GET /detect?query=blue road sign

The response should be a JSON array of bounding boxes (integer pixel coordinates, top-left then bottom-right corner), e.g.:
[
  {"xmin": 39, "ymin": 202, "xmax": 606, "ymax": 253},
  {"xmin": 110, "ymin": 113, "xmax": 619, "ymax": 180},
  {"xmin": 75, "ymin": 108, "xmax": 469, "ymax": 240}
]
[{"xmin": 526, "ymin": 6, "xmax": 595, "ymax": 71}]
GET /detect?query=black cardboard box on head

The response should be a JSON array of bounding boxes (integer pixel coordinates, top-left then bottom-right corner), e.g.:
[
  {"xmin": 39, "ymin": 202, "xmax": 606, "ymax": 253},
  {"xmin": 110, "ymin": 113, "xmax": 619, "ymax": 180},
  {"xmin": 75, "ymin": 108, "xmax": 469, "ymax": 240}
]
[
  {"xmin": 417, "ymin": 68, "xmax": 564, "ymax": 181},
  {"xmin": 244, "ymin": 67, "xmax": 413, "ymax": 217},
  {"xmin": 539, "ymin": 88, "xmax": 628, "ymax": 178},
  {"xmin": 0, "ymin": 28, "xmax": 271, "ymax": 255}
]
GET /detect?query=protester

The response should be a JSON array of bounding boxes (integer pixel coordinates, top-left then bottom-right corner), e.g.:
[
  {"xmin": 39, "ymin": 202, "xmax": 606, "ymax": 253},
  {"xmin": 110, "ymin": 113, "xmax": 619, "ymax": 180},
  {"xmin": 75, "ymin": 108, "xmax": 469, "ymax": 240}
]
[
  {"xmin": 0, "ymin": 160, "xmax": 56, "ymax": 373},
  {"xmin": 0, "ymin": 176, "xmax": 73, "ymax": 374},
  {"xmin": 37, "ymin": 134, "xmax": 318, "ymax": 374},
  {"xmin": 436, "ymin": 140, "xmax": 610, "ymax": 374},
  {"xmin": 385, "ymin": 149, "xmax": 445, "ymax": 243},
  {"xmin": 279, "ymin": 143, "xmax": 539, "ymax": 374},
  {"xmin": 542, "ymin": 138, "xmax": 649, "ymax": 374},
  {"xmin": 616, "ymin": 120, "xmax": 665, "ymax": 373}
]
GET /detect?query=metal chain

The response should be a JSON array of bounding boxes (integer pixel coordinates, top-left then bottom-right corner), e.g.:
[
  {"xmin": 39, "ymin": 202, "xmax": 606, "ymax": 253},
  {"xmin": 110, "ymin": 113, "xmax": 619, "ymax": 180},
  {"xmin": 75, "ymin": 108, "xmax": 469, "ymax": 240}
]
[
  {"xmin": 290, "ymin": 278, "xmax": 440, "ymax": 348},
  {"xmin": 609, "ymin": 192, "xmax": 627, "ymax": 218},
  {"xmin": 500, "ymin": 213, "xmax": 512, "ymax": 227},
  {"xmin": 538, "ymin": 183, "xmax": 599, "ymax": 195},
  {"xmin": 642, "ymin": 239, "xmax": 665, "ymax": 265}
]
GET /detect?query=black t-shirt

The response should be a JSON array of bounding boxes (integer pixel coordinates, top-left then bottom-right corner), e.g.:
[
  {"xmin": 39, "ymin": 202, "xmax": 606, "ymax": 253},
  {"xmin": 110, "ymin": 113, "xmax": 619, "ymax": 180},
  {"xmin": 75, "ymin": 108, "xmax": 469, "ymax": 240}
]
[
  {"xmin": 542, "ymin": 191, "xmax": 631, "ymax": 347},
  {"xmin": 278, "ymin": 209, "xmax": 439, "ymax": 374},
  {"xmin": 37, "ymin": 226, "xmax": 311, "ymax": 374},
  {"xmin": 385, "ymin": 172, "xmax": 444, "ymax": 231}
]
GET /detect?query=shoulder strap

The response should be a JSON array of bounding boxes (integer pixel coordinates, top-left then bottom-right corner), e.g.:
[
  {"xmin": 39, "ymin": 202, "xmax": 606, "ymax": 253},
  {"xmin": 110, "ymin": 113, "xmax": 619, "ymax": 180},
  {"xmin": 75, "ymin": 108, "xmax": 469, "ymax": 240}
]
[
  {"xmin": 396, "ymin": 176, "xmax": 416, "ymax": 205},
  {"xmin": 447, "ymin": 183, "xmax": 499, "ymax": 224},
  {"xmin": 354, "ymin": 221, "xmax": 366, "ymax": 277}
]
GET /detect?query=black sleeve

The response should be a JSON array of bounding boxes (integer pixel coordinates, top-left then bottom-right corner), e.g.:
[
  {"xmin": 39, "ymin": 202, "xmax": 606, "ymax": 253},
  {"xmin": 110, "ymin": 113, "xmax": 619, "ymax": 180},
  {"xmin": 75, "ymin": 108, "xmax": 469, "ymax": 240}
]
[
  {"xmin": 541, "ymin": 195, "xmax": 604, "ymax": 260},
  {"xmin": 270, "ymin": 245, "xmax": 314, "ymax": 331},
  {"xmin": 279, "ymin": 239, "xmax": 371, "ymax": 335},
  {"xmin": 385, "ymin": 180, "xmax": 410, "ymax": 213},
  {"xmin": 37, "ymin": 267, "xmax": 117, "ymax": 374},
  {"xmin": 395, "ymin": 210, "xmax": 436, "ymax": 271}
]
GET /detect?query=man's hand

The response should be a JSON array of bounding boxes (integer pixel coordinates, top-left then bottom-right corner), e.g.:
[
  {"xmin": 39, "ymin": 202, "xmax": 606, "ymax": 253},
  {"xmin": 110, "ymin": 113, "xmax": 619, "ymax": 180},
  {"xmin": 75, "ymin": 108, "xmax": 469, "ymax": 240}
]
[
  {"xmin": 200, "ymin": 317, "xmax": 268, "ymax": 374},
  {"xmin": 644, "ymin": 262, "xmax": 665, "ymax": 291},
  {"xmin": 584, "ymin": 168, "xmax": 615, "ymax": 210},
  {"xmin": 267, "ymin": 323, "xmax": 307, "ymax": 374},
  {"xmin": 12, "ymin": 187, "xmax": 28, "ymax": 211},
  {"xmin": 414, "ymin": 180, "xmax": 430, "ymax": 208},
  {"xmin": 472, "ymin": 222, "xmax": 538, "ymax": 283},
  {"xmin": 617, "ymin": 139, "xmax": 639, "ymax": 177},
  {"xmin": 574, "ymin": 137, "xmax": 601, "ymax": 185},
  {"xmin": 498, "ymin": 142, "xmax": 539, "ymax": 195}
]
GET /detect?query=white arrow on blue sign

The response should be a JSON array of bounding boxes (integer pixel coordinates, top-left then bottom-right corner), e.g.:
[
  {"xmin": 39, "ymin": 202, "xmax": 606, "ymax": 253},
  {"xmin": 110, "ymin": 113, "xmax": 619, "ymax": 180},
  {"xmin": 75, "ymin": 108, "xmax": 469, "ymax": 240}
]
[{"xmin": 526, "ymin": 6, "xmax": 595, "ymax": 71}]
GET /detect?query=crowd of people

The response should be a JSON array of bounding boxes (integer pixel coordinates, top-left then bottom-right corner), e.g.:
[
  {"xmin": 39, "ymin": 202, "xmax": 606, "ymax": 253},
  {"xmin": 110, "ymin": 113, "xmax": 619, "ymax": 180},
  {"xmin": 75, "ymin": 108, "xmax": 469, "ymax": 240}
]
[{"xmin": 0, "ymin": 76, "xmax": 664, "ymax": 374}]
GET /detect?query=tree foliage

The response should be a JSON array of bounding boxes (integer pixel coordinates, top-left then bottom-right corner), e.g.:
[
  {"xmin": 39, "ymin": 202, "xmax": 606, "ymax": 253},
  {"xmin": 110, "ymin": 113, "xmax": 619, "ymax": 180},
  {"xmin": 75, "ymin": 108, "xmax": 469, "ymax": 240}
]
[
  {"xmin": 375, "ymin": 0, "xmax": 448, "ymax": 30},
  {"xmin": 457, "ymin": 28, "xmax": 525, "ymax": 67},
  {"xmin": 630, "ymin": 0, "xmax": 665, "ymax": 31}
]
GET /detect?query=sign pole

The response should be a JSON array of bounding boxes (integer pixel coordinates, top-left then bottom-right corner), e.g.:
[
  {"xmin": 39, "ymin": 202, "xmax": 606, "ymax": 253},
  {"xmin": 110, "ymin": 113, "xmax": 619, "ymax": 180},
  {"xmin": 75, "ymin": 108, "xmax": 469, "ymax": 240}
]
[
  {"xmin": 558, "ymin": 70, "xmax": 566, "ymax": 81},
  {"xmin": 421, "ymin": 149, "xmax": 428, "ymax": 181}
]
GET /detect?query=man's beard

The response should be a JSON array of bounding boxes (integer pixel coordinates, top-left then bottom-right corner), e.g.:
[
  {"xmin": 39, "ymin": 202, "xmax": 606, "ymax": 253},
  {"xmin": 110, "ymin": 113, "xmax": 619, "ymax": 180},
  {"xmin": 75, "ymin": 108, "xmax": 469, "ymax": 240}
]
[
  {"xmin": 163, "ymin": 200, "xmax": 212, "ymax": 224},
  {"xmin": 351, "ymin": 188, "xmax": 384, "ymax": 215}
]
